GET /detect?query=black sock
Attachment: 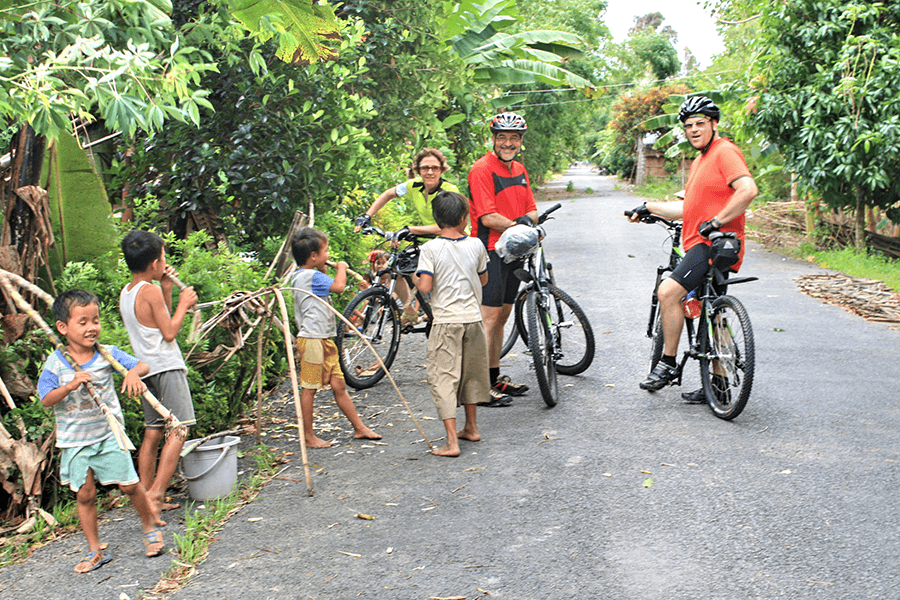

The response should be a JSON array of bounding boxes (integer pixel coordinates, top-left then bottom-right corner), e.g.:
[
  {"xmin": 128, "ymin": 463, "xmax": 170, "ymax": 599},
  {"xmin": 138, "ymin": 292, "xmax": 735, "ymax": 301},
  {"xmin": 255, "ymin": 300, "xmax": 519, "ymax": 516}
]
[
  {"xmin": 661, "ymin": 355, "xmax": 676, "ymax": 368},
  {"xmin": 490, "ymin": 367, "xmax": 500, "ymax": 386}
]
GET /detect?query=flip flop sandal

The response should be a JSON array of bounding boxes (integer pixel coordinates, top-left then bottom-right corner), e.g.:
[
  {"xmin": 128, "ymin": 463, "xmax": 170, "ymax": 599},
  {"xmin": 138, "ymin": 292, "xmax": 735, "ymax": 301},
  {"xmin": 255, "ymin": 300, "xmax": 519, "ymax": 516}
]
[
  {"xmin": 143, "ymin": 528, "xmax": 165, "ymax": 557},
  {"xmin": 75, "ymin": 550, "xmax": 112, "ymax": 573}
]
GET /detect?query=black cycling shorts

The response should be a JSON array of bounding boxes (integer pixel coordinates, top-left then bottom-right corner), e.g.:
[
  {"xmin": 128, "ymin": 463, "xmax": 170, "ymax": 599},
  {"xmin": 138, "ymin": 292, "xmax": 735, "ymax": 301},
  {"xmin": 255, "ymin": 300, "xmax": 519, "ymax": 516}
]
[
  {"xmin": 670, "ymin": 243, "xmax": 729, "ymax": 293},
  {"xmin": 669, "ymin": 243, "xmax": 710, "ymax": 293},
  {"xmin": 482, "ymin": 250, "xmax": 523, "ymax": 307}
]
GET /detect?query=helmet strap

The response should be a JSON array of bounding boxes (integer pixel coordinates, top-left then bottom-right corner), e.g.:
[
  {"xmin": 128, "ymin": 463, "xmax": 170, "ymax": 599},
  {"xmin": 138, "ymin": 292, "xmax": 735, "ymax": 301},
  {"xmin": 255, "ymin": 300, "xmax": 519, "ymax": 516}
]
[{"xmin": 701, "ymin": 124, "xmax": 718, "ymax": 155}]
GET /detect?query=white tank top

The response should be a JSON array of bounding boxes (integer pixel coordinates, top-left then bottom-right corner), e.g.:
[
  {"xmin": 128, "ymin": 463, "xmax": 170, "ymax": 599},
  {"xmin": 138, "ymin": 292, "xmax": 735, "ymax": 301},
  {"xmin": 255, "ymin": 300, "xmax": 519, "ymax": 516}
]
[{"xmin": 120, "ymin": 281, "xmax": 187, "ymax": 376}]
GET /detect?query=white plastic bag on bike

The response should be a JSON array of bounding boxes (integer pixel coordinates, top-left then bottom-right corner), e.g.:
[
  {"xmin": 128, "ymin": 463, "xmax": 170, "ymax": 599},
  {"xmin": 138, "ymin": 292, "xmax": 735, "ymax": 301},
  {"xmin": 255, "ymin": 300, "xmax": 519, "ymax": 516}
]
[{"xmin": 495, "ymin": 224, "xmax": 539, "ymax": 263}]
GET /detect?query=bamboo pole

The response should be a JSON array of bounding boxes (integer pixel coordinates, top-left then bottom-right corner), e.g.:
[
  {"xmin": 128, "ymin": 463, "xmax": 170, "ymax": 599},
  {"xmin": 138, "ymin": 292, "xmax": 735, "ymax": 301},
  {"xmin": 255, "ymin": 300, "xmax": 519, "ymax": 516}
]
[
  {"xmin": 94, "ymin": 344, "xmax": 187, "ymax": 439},
  {"xmin": 166, "ymin": 272, "xmax": 202, "ymax": 344},
  {"xmin": 0, "ymin": 268, "xmax": 185, "ymax": 438},
  {"xmin": 254, "ymin": 314, "xmax": 271, "ymax": 444},
  {"xmin": 283, "ymin": 286, "xmax": 432, "ymax": 450},
  {"xmin": 0, "ymin": 271, "xmax": 135, "ymax": 451},
  {"xmin": 273, "ymin": 287, "xmax": 314, "ymax": 496}
]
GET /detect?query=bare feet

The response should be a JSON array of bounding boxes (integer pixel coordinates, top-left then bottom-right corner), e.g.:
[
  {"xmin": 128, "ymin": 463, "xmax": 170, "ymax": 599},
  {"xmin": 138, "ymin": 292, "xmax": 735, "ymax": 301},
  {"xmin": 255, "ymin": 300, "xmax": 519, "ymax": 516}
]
[
  {"xmin": 431, "ymin": 443, "xmax": 460, "ymax": 457},
  {"xmin": 306, "ymin": 436, "xmax": 333, "ymax": 448},
  {"xmin": 353, "ymin": 426, "xmax": 382, "ymax": 440},
  {"xmin": 457, "ymin": 428, "xmax": 481, "ymax": 442},
  {"xmin": 161, "ymin": 501, "xmax": 179, "ymax": 512}
]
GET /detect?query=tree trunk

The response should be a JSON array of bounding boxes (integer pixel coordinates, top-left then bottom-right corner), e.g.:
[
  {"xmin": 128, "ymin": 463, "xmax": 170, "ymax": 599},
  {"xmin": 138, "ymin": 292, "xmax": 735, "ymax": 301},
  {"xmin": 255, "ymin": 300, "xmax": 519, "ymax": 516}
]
[
  {"xmin": 854, "ymin": 186, "xmax": 866, "ymax": 251},
  {"xmin": 866, "ymin": 207, "xmax": 877, "ymax": 233}
]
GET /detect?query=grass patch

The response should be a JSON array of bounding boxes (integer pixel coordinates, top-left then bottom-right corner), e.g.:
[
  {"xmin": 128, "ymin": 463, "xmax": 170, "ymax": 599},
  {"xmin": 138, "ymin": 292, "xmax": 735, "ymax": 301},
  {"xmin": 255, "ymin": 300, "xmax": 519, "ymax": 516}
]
[
  {"xmin": 631, "ymin": 177, "xmax": 684, "ymax": 201},
  {"xmin": 796, "ymin": 245, "xmax": 900, "ymax": 292},
  {"xmin": 142, "ymin": 444, "xmax": 285, "ymax": 598}
]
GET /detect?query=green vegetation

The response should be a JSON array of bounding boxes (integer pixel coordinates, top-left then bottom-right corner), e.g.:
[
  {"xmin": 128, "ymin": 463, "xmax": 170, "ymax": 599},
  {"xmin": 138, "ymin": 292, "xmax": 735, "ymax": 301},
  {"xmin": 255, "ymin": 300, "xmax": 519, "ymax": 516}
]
[
  {"xmin": 631, "ymin": 176, "xmax": 683, "ymax": 202},
  {"xmin": 797, "ymin": 246, "xmax": 900, "ymax": 293},
  {"xmin": 161, "ymin": 445, "xmax": 282, "ymax": 595}
]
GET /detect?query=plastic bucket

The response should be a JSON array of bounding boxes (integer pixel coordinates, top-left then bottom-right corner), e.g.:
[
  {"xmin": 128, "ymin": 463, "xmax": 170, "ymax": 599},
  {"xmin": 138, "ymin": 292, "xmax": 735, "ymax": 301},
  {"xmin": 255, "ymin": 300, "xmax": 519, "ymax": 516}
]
[{"xmin": 179, "ymin": 435, "xmax": 240, "ymax": 501}]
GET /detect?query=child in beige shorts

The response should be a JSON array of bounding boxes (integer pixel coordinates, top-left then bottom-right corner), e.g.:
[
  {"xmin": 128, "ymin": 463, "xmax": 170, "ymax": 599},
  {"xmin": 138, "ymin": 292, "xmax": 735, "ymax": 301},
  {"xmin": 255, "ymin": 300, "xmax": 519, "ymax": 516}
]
[
  {"xmin": 415, "ymin": 190, "xmax": 490, "ymax": 457},
  {"xmin": 290, "ymin": 227, "xmax": 381, "ymax": 448}
]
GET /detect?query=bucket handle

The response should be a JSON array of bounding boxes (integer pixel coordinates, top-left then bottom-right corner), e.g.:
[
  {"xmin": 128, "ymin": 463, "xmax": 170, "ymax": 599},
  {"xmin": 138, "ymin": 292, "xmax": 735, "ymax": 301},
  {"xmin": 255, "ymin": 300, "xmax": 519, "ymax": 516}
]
[{"xmin": 179, "ymin": 446, "xmax": 230, "ymax": 482}]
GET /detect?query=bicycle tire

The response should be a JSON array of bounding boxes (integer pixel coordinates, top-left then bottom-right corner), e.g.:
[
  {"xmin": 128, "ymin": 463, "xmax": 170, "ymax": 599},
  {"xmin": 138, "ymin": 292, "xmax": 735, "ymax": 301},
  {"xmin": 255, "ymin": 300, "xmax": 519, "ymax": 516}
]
[
  {"xmin": 500, "ymin": 286, "xmax": 530, "ymax": 358},
  {"xmin": 526, "ymin": 290, "xmax": 559, "ymax": 407},
  {"xmin": 699, "ymin": 295, "xmax": 754, "ymax": 420},
  {"xmin": 335, "ymin": 287, "xmax": 400, "ymax": 390},
  {"xmin": 546, "ymin": 285, "xmax": 595, "ymax": 375}
]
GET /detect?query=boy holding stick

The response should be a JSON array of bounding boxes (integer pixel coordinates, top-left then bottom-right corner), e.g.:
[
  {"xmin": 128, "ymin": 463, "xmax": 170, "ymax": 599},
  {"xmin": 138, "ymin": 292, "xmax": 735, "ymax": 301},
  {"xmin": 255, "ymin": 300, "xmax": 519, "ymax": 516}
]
[
  {"xmin": 38, "ymin": 290, "xmax": 164, "ymax": 572},
  {"xmin": 290, "ymin": 227, "xmax": 381, "ymax": 448},
  {"xmin": 120, "ymin": 230, "xmax": 198, "ymax": 526},
  {"xmin": 415, "ymin": 191, "xmax": 490, "ymax": 457}
]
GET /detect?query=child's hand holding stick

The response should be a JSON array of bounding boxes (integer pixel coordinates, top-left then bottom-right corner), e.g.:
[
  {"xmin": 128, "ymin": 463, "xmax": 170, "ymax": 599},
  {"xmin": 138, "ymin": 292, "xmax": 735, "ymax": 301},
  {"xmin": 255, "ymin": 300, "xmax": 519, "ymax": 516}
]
[
  {"xmin": 94, "ymin": 344, "xmax": 187, "ymax": 439},
  {"xmin": 162, "ymin": 269, "xmax": 202, "ymax": 344},
  {"xmin": 0, "ymin": 270, "xmax": 136, "ymax": 451}
]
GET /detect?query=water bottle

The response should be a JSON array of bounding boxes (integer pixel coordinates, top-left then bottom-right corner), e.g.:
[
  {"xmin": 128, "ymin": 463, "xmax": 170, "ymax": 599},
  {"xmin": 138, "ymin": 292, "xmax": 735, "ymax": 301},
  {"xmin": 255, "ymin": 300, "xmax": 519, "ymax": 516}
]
[{"xmin": 682, "ymin": 289, "xmax": 700, "ymax": 319}]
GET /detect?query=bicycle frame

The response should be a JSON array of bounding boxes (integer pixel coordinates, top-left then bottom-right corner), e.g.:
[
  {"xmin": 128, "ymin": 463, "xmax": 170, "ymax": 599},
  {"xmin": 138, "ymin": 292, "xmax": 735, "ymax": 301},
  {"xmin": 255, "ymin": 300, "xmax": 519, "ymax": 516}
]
[
  {"xmin": 646, "ymin": 222, "xmax": 684, "ymax": 338},
  {"xmin": 364, "ymin": 229, "xmax": 434, "ymax": 332}
]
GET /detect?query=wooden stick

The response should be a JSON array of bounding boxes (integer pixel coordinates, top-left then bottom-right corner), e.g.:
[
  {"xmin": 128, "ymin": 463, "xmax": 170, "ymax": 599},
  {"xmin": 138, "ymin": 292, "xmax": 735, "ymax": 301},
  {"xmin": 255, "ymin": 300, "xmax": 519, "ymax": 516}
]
[
  {"xmin": 255, "ymin": 314, "xmax": 271, "ymax": 445},
  {"xmin": 0, "ymin": 271, "xmax": 135, "ymax": 451},
  {"xmin": 0, "ymin": 375, "xmax": 16, "ymax": 410},
  {"xmin": 283, "ymin": 286, "xmax": 432, "ymax": 449},
  {"xmin": 166, "ymin": 272, "xmax": 202, "ymax": 344},
  {"xmin": 273, "ymin": 287, "xmax": 313, "ymax": 496},
  {"xmin": 94, "ymin": 344, "xmax": 186, "ymax": 439},
  {"xmin": 0, "ymin": 269, "xmax": 186, "ymax": 438},
  {"xmin": 326, "ymin": 260, "xmax": 366, "ymax": 284}
]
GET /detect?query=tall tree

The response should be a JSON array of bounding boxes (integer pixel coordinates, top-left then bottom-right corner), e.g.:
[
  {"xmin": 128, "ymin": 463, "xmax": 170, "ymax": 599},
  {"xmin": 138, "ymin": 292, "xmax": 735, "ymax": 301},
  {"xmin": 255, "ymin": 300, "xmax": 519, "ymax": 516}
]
[{"xmin": 748, "ymin": 0, "xmax": 900, "ymax": 247}]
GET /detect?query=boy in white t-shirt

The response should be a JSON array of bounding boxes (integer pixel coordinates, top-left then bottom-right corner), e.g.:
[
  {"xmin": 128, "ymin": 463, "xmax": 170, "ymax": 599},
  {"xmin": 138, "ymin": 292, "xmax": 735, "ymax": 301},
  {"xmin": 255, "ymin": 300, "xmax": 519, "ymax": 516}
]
[{"xmin": 416, "ymin": 191, "xmax": 490, "ymax": 457}]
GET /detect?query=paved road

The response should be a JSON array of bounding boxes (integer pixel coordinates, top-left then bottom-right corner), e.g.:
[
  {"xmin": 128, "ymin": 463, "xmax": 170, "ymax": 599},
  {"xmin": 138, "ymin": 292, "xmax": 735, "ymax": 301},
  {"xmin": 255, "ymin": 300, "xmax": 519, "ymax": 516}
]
[{"xmin": 4, "ymin": 167, "xmax": 899, "ymax": 599}]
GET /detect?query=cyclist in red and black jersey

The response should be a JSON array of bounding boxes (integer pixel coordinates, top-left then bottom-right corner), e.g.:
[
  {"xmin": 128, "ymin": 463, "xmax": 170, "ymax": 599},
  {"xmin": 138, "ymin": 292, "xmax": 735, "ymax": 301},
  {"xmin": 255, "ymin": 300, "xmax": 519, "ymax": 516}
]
[{"xmin": 468, "ymin": 112, "xmax": 538, "ymax": 407}]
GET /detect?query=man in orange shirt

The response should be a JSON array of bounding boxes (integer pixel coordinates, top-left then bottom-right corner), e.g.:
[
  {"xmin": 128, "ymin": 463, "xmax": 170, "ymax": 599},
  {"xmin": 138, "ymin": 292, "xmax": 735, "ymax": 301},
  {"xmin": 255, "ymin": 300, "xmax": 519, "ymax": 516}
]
[{"xmin": 628, "ymin": 96, "xmax": 758, "ymax": 398}]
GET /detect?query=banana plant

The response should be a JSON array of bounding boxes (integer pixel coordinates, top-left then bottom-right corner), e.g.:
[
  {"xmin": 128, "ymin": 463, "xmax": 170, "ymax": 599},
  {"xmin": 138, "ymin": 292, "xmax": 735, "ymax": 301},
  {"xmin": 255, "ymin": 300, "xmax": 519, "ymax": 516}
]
[{"xmin": 442, "ymin": 0, "xmax": 597, "ymax": 91}]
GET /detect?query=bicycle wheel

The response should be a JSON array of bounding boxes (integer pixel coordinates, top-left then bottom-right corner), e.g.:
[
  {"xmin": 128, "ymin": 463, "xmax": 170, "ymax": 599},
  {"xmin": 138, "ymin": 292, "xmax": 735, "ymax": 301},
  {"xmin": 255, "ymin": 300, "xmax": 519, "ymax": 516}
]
[
  {"xmin": 547, "ymin": 285, "xmax": 595, "ymax": 375},
  {"xmin": 699, "ymin": 295, "xmax": 754, "ymax": 420},
  {"xmin": 500, "ymin": 287, "xmax": 529, "ymax": 358},
  {"xmin": 526, "ymin": 289, "xmax": 559, "ymax": 407},
  {"xmin": 335, "ymin": 287, "xmax": 400, "ymax": 389}
]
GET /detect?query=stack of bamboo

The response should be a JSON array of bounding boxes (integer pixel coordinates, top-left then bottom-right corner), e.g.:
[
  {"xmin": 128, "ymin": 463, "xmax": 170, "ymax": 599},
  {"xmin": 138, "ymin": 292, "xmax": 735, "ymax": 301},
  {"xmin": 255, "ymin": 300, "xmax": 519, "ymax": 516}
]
[
  {"xmin": 795, "ymin": 274, "xmax": 900, "ymax": 326},
  {"xmin": 746, "ymin": 201, "xmax": 809, "ymax": 248}
]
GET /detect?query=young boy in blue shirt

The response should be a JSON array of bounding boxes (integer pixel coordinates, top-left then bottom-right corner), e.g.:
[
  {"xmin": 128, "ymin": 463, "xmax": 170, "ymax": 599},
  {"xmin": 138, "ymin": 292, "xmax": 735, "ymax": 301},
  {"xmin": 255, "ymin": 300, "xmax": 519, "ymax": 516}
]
[
  {"xmin": 416, "ymin": 191, "xmax": 490, "ymax": 457},
  {"xmin": 38, "ymin": 290, "xmax": 164, "ymax": 573},
  {"xmin": 290, "ymin": 227, "xmax": 381, "ymax": 448}
]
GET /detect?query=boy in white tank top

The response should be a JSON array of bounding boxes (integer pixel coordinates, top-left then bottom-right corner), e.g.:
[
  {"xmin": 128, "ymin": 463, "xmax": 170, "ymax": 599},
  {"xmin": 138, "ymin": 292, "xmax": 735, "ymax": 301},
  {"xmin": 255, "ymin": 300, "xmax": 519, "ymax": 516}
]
[{"xmin": 120, "ymin": 230, "xmax": 197, "ymax": 527}]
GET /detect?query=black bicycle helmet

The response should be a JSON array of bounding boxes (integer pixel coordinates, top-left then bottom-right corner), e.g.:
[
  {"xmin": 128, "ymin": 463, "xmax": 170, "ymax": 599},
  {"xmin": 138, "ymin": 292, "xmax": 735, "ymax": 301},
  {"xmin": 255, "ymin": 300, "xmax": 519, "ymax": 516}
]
[
  {"xmin": 490, "ymin": 112, "xmax": 528, "ymax": 133},
  {"xmin": 678, "ymin": 96, "xmax": 720, "ymax": 123}
]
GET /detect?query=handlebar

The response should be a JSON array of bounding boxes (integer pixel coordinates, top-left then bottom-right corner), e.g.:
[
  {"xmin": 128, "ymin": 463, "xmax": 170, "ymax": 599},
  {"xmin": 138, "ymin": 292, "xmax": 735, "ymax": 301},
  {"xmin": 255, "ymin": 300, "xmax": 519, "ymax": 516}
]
[
  {"xmin": 357, "ymin": 224, "xmax": 434, "ymax": 243},
  {"xmin": 624, "ymin": 209, "xmax": 681, "ymax": 230},
  {"xmin": 538, "ymin": 203, "xmax": 562, "ymax": 225}
]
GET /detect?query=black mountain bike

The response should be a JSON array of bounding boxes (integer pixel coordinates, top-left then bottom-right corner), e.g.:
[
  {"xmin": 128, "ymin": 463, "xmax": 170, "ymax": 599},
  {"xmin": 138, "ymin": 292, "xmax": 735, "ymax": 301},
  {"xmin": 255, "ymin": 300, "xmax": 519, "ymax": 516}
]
[
  {"xmin": 335, "ymin": 226, "xmax": 433, "ymax": 390},
  {"xmin": 626, "ymin": 210, "xmax": 756, "ymax": 420},
  {"xmin": 504, "ymin": 203, "xmax": 595, "ymax": 407}
]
